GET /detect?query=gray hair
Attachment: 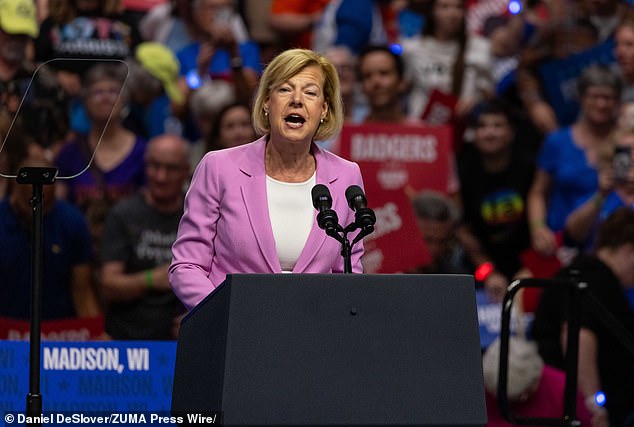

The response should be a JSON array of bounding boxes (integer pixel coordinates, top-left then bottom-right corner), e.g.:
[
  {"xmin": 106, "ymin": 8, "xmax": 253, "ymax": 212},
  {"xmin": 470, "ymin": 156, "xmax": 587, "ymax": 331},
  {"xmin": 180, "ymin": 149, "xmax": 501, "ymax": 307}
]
[
  {"xmin": 83, "ymin": 62, "xmax": 128, "ymax": 89},
  {"xmin": 126, "ymin": 60, "xmax": 162, "ymax": 98},
  {"xmin": 482, "ymin": 337, "xmax": 544, "ymax": 401},
  {"xmin": 412, "ymin": 190, "xmax": 461, "ymax": 223},
  {"xmin": 577, "ymin": 64, "xmax": 622, "ymax": 99},
  {"xmin": 189, "ymin": 80, "xmax": 235, "ymax": 119}
]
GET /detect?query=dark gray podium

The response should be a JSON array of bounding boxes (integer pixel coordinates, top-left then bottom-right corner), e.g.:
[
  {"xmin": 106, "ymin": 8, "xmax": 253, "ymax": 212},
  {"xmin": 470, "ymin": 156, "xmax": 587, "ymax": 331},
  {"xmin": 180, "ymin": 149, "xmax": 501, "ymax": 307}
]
[{"xmin": 172, "ymin": 274, "xmax": 486, "ymax": 427}]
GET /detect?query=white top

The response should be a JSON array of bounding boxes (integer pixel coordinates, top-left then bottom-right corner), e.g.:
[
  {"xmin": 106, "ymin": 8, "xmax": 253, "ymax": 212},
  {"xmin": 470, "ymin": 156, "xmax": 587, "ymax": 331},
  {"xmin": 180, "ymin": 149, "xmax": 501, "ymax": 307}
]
[
  {"xmin": 266, "ymin": 173, "xmax": 316, "ymax": 272},
  {"xmin": 401, "ymin": 35, "xmax": 493, "ymax": 118}
]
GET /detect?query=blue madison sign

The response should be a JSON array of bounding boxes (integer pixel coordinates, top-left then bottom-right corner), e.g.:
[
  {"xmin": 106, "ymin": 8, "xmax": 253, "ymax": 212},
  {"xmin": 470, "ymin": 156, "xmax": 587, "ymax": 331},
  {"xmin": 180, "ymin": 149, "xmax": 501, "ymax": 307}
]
[{"xmin": 0, "ymin": 341, "xmax": 175, "ymax": 414}]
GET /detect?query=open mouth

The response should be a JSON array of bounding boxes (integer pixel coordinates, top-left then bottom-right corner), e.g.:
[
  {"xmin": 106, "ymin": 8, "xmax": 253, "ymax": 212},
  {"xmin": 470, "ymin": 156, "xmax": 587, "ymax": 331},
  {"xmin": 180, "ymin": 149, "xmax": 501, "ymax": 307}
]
[{"xmin": 284, "ymin": 114, "xmax": 306, "ymax": 127}]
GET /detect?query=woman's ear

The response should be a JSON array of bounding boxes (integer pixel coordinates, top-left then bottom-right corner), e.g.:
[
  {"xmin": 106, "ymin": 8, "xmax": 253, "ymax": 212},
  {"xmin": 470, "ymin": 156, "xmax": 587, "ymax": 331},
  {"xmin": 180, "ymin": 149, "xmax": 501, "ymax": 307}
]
[{"xmin": 263, "ymin": 97, "xmax": 270, "ymax": 115}]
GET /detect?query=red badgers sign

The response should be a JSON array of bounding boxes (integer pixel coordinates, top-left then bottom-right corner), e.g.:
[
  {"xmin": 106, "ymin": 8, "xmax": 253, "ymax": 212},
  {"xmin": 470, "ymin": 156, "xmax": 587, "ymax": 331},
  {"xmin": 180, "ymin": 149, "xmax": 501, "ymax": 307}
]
[{"xmin": 339, "ymin": 123, "xmax": 453, "ymax": 273}]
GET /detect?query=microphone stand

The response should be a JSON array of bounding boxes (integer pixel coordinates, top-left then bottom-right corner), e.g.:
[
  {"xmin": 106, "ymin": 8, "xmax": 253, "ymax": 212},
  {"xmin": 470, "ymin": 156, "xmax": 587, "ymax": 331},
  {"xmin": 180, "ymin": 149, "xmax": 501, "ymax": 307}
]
[
  {"xmin": 17, "ymin": 166, "xmax": 57, "ymax": 427},
  {"xmin": 340, "ymin": 224, "xmax": 356, "ymax": 274},
  {"xmin": 317, "ymin": 208, "xmax": 357, "ymax": 274},
  {"xmin": 325, "ymin": 222, "xmax": 374, "ymax": 274}
]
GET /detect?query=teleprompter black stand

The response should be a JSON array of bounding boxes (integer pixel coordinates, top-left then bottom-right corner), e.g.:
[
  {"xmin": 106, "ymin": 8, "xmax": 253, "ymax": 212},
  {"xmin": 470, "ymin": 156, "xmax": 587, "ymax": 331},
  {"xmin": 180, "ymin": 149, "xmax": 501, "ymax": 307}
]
[
  {"xmin": 497, "ymin": 278, "xmax": 634, "ymax": 427},
  {"xmin": 16, "ymin": 166, "xmax": 58, "ymax": 427},
  {"xmin": 172, "ymin": 274, "xmax": 487, "ymax": 427}
]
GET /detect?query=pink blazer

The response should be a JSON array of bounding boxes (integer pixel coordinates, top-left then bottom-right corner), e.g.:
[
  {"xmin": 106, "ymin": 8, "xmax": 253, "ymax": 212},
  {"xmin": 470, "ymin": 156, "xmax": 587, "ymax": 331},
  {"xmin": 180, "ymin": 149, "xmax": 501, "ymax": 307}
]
[{"xmin": 169, "ymin": 136, "xmax": 365, "ymax": 310}]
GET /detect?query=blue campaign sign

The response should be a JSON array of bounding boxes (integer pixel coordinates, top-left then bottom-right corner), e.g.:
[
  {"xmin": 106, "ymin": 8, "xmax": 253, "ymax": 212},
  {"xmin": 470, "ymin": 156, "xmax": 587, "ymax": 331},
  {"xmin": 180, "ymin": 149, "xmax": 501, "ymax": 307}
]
[
  {"xmin": 539, "ymin": 39, "xmax": 617, "ymax": 126},
  {"xmin": 476, "ymin": 289, "xmax": 534, "ymax": 350},
  {"xmin": 0, "ymin": 341, "xmax": 176, "ymax": 415}
]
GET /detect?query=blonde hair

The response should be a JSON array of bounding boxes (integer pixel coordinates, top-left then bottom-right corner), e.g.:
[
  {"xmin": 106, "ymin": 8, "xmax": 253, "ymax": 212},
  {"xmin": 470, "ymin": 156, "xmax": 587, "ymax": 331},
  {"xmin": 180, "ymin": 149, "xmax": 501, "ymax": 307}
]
[{"xmin": 252, "ymin": 48, "xmax": 344, "ymax": 142}]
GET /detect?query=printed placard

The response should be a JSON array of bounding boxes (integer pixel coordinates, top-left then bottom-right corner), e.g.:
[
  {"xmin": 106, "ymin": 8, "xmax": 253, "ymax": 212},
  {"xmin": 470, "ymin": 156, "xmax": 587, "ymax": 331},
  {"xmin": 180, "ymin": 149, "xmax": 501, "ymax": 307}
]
[{"xmin": 339, "ymin": 123, "xmax": 452, "ymax": 273}]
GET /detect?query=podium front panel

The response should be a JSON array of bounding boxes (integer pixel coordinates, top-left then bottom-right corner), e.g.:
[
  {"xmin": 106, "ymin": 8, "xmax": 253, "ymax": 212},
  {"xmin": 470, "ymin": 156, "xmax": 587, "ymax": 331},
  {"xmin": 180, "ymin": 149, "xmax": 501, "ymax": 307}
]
[{"xmin": 173, "ymin": 274, "xmax": 486, "ymax": 427}]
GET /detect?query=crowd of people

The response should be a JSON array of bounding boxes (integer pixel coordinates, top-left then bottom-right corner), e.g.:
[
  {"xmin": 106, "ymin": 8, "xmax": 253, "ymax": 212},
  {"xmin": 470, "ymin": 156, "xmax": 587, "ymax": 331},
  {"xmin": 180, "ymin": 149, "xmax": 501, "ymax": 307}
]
[{"xmin": 0, "ymin": 0, "xmax": 633, "ymax": 425}]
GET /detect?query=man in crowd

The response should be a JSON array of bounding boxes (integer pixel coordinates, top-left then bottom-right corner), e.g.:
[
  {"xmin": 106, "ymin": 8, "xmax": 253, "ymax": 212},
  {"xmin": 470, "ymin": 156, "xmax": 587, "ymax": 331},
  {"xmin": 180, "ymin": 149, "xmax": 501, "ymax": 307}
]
[
  {"xmin": 0, "ymin": 146, "xmax": 100, "ymax": 320},
  {"xmin": 100, "ymin": 134, "xmax": 190, "ymax": 340},
  {"xmin": 357, "ymin": 44, "xmax": 408, "ymax": 124},
  {"xmin": 410, "ymin": 190, "xmax": 472, "ymax": 275}
]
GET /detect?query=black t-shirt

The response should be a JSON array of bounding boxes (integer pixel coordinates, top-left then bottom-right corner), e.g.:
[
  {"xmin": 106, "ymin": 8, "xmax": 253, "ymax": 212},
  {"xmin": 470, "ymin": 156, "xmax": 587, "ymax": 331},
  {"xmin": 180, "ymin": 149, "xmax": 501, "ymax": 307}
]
[
  {"xmin": 457, "ymin": 143, "xmax": 535, "ymax": 279},
  {"xmin": 100, "ymin": 193, "xmax": 184, "ymax": 340},
  {"xmin": 532, "ymin": 256, "xmax": 634, "ymax": 427}
]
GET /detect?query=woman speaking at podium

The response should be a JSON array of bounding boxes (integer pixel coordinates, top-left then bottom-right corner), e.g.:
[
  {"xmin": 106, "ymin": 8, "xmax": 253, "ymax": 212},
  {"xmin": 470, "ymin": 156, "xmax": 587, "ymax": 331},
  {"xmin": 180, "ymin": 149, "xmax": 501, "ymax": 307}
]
[{"xmin": 169, "ymin": 49, "xmax": 364, "ymax": 310}]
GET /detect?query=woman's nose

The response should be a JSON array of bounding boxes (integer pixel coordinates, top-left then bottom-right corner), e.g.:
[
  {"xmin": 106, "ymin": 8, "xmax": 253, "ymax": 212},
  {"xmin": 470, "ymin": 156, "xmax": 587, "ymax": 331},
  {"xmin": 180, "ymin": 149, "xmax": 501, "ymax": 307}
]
[{"xmin": 290, "ymin": 90, "xmax": 303, "ymax": 106}]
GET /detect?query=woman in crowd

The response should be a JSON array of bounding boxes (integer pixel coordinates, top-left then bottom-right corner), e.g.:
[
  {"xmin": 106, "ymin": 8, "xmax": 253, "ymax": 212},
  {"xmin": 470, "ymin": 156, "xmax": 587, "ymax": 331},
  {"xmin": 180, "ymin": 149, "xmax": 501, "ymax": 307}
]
[
  {"xmin": 401, "ymin": 0, "xmax": 493, "ymax": 120},
  {"xmin": 55, "ymin": 63, "xmax": 146, "ymax": 245},
  {"xmin": 205, "ymin": 102, "xmax": 255, "ymax": 152},
  {"xmin": 169, "ymin": 48, "xmax": 365, "ymax": 310},
  {"xmin": 527, "ymin": 65, "xmax": 621, "ymax": 257},
  {"xmin": 565, "ymin": 127, "xmax": 634, "ymax": 251}
]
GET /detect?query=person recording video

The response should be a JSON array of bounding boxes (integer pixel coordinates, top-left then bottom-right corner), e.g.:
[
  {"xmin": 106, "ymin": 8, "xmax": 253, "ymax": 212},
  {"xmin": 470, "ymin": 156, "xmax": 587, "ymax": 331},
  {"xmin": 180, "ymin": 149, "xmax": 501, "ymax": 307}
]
[
  {"xmin": 565, "ymin": 128, "xmax": 634, "ymax": 251},
  {"xmin": 169, "ymin": 48, "xmax": 365, "ymax": 310}
]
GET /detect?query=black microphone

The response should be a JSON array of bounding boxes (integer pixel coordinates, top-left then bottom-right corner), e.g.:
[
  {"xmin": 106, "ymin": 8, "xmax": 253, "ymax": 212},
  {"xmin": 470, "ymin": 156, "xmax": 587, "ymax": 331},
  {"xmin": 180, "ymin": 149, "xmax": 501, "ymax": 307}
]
[
  {"xmin": 345, "ymin": 185, "xmax": 376, "ymax": 233},
  {"xmin": 311, "ymin": 184, "xmax": 339, "ymax": 233}
]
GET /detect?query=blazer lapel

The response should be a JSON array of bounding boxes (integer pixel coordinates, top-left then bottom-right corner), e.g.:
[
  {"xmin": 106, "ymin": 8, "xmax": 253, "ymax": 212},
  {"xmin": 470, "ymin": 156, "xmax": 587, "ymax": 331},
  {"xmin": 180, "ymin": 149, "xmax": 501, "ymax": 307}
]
[
  {"xmin": 293, "ymin": 144, "xmax": 338, "ymax": 273},
  {"xmin": 239, "ymin": 137, "xmax": 281, "ymax": 272}
]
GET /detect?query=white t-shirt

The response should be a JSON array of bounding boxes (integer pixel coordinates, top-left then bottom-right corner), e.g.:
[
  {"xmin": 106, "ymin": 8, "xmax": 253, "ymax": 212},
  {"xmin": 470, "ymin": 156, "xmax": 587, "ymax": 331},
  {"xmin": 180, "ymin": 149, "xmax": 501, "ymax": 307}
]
[
  {"xmin": 266, "ymin": 173, "xmax": 316, "ymax": 272},
  {"xmin": 401, "ymin": 35, "xmax": 493, "ymax": 118}
]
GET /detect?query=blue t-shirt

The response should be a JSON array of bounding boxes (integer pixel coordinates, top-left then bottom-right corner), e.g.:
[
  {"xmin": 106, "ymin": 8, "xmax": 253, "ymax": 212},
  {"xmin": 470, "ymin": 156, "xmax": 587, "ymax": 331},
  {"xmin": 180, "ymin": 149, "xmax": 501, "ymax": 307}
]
[
  {"xmin": 335, "ymin": 0, "xmax": 376, "ymax": 54},
  {"xmin": 128, "ymin": 95, "xmax": 183, "ymax": 139},
  {"xmin": 538, "ymin": 127, "xmax": 599, "ymax": 231},
  {"xmin": 177, "ymin": 41, "xmax": 262, "ymax": 80},
  {"xmin": 600, "ymin": 191, "xmax": 634, "ymax": 221},
  {"xmin": 163, "ymin": 20, "xmax": 193, "ymax": 54},
  {"xmin": 315, "ymin": 0, "xmax": 387, "ymax": 54},
  {"xmin": 0, "ymin": 199, "xmax": 93, "ymax": 319},
  {"xmin": 575, "ymin": 192, "xmax": 634, "ymax": 252},
  {"xmin": 581, "ymin": 192, "xmax": 621, "ymax": 252},
  {"xmin": 398, "ymin": 9, "xmax": 425, "ymax": 38}
]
